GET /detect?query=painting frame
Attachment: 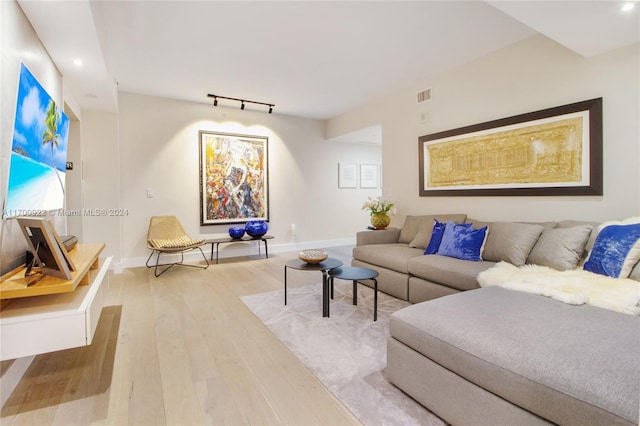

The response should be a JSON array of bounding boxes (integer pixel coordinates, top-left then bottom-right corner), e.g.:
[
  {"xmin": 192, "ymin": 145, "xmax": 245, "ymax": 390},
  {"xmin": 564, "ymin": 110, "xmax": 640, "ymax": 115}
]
[
  {"xmin": 199, "ymin": 131, "xmax": 269, "ymax": 225},
  {"xmin": 418, "ymin": 98, "xmax": 603, "ymax": 196},
  {"xmin": 360, "ymin": 164, "xmax": 379, "ymax": 188},
  {"xmin": 338, "ymin": 162, "xmax": 358, "ymax": 188}
]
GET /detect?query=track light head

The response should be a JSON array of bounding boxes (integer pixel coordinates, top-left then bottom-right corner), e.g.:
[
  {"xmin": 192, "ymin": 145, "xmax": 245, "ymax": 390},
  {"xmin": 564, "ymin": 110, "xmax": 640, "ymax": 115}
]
[
  {"xmin": 241, "ymin": 101, "xmax": 245, "ymax": 110},
  {"xmin": 268, "ymin": 105, "xmax": 273, "ymax": 114},
  {"xmin": 213, "ymin": 97, "xmax": 218, "ymax": 106}
]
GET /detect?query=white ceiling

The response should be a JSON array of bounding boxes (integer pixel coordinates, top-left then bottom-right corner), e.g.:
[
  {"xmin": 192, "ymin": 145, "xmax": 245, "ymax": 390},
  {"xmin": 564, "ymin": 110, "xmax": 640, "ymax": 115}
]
[{"xmin": 17, "ymin": 0, "xmax": 640, "ymax": 128}]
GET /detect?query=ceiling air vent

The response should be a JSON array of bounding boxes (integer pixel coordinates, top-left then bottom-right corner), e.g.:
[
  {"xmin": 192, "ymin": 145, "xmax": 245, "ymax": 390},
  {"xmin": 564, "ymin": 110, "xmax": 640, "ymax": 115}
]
[{"xmin": 417, "ymin": 88, "xmax": 432, "ymax": 103}]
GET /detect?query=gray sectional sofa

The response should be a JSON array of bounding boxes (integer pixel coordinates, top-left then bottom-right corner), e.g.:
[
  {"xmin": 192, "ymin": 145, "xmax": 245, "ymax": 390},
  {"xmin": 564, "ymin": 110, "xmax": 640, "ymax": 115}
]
[
  {"xmin": 352, "ymin": 214, "xmax": 640, "ymax": 425},
  {"xmin": 352, "ymin": 214, "xmax": 602, "ymax": 304}
]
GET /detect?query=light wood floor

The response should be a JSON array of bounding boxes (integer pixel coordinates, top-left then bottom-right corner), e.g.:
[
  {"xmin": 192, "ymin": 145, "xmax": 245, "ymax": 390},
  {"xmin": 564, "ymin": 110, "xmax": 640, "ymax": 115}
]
[{"xmin": 1, "ymin": 246, "xmax": 361, "ymax": 425}]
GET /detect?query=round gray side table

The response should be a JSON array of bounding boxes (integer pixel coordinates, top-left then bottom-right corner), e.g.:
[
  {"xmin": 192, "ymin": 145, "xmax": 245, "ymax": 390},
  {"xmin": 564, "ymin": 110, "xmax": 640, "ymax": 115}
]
[
  {"xmin": 328, "ymin": 266, "xmax": 379, "ymax": 321},
  {"xmin": 284, "ymin": 258, "xmax": 343, "ymax": 317}
]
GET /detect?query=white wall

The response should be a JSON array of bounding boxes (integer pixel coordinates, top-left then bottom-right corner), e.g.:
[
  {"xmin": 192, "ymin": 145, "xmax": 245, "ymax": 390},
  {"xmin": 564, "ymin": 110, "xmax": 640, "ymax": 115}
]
[
  {"xmin": 81, "ymin": 93, "xmax": 381, "ymax": 268},
  {"xmin": 327, "ymin": 35, "xmax": 640, "ymax": 225},
  {"xmin": 80, "ymin": 110, "xmax": 122, "ymax": 263},
  {"xmin": 65, "ymin": 118, "xmax": 83, "ymax": 240},
  {"xmin": 0, "ymin": 0, "xmax": 66, "ymax": 274}
]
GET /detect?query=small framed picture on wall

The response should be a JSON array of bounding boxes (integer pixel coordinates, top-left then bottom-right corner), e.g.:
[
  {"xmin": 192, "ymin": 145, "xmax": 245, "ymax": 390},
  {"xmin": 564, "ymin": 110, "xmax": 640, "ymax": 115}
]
[
  {"xmin": 338, "ymin": 163, "xmax": 357, "ymax": 188},
  {"xmin": 360, "ymin": 164, "xmax": 378, "ymax": 188}
]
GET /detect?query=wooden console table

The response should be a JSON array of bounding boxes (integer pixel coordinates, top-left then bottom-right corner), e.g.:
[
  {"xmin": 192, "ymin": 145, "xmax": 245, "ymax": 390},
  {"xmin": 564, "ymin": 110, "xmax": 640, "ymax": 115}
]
[
  {"xmin": 0, "ymin": 243, "xmax": 105, "ymax": 299},
  {"xmin": 206, "ymin": 235, "xmax": 274, "ymax": 264},
  {"xmin": 0, "ymin": 243, "xmax": 112, "ymax": 361}
]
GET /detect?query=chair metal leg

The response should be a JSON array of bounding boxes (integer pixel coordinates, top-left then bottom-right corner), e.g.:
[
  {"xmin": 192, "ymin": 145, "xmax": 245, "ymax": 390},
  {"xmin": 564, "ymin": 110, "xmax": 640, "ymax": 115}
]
[
  {"xmin": 145, "ymin": 250, "xmax": 155, "ymax": 268},
  {"xmin": 153, "ymin": 251, "xmax": 177, "ymax": 277},
  {"xmin": 146, "ymin": 246, "xmax": 209, "ymax": 277},
  {"xmin": 197, "ymin": 246, "xmax": 210, "ymax": 269}
]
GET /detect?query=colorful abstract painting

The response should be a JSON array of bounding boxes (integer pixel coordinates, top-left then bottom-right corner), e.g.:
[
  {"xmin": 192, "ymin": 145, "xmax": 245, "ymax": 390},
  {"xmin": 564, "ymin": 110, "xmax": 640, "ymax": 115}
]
[{"xmin": 199, "ymin": 131, "xmax": 269, "ymax": 225}]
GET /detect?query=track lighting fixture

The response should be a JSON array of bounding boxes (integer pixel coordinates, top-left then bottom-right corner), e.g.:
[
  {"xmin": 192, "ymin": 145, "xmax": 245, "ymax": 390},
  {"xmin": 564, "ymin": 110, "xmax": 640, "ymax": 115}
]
[{"xmin": 207, "ymin": 94, "xmax": 274, "ymax": 114}]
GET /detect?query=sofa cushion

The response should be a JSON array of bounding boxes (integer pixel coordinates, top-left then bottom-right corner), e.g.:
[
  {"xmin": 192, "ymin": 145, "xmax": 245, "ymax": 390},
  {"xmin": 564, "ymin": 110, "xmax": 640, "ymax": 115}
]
[
  {"xmin": 390, "ymin": 287, "xmax": 640, "ymax": 426},
  {"xmin": 557, "ymin": 220, "xmax": 601, "ymax": 253},
  {"xmin": 398, "ymin": 216, "xmax": 422, "ymax": 244},
  {"xmin": 407, "ymin": 254, "xmax": 495, "ymax": 291},
  {"xmin": 436, "ymin": 223, "xmax": 488, "ymax": 261},
  {"xmin": 630, "ymin": 261, "xmax": 640, "ymax": 282},
  {"xmin": 352, "ymin": 243, "xmax": 424, "ymax": 274},
  {"xmin": 584, "ymin": 219, "xmax": 640, "ymax": 278},
  {"xmin": 407, "ymin": 214, "xmax": 468, "ymax": 249},
  {"xmin": 482, "ymin": 222, "xmax": 544, "ymax": 266},
  {"xmin": 468, "ymin": 218, "xmax": 557, "ymax": 230},
  {"xmin": 526, "ymin": 225, "xmax": 592, "ymax": 270},
  {"xmin": 424, "ymin": 219, "xmax": 463, "ymax": 254}
]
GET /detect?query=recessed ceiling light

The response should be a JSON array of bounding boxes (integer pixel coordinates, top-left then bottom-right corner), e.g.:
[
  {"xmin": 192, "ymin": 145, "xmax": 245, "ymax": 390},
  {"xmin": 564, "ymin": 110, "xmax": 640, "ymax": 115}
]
[
  {"xmin": 621, "ymin": 2, "xmax": 635, "ymax": 12},
  {"xmin": 73, "ymin": 59, "xmax": 83, "ymax": 66}
]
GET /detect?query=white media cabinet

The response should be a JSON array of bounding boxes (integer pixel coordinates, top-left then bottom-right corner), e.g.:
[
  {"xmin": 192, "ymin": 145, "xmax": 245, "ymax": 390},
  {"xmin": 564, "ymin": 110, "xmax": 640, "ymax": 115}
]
[{"xmin": 0, "ymin": 244, "xmax": 111, "ymax": 361}]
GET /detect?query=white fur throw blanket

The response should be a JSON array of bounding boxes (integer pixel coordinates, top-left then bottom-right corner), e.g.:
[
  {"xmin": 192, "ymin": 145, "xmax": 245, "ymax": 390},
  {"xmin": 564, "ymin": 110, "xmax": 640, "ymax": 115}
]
[{"xmin": 478, "ymin": 262, "xmax": 640, "ymax": 315}]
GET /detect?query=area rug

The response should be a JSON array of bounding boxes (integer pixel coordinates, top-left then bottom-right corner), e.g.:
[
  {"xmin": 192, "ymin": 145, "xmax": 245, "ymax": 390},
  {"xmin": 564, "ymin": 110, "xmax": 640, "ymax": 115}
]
[{"xmin": 241, "ymin": 282, "xmax": 445, "ymax": 426}]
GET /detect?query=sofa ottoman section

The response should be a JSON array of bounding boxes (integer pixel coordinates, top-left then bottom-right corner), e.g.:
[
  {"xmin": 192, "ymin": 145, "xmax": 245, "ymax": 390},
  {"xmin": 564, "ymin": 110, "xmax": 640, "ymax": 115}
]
[
  {"xmin": 389, "ymin": 287, "xmax": 640, "ymax": 426},
  {"xmin": 387, "ymin": 337, "xmax": 552, "ymax": 426}
]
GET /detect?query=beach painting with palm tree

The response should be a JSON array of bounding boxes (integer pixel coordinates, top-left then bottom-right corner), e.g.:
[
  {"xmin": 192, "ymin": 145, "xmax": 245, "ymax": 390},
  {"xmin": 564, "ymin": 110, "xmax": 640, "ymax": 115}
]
[{"xmin": 5, "ymin": 63, "xmax": 70, "ymax": 217}]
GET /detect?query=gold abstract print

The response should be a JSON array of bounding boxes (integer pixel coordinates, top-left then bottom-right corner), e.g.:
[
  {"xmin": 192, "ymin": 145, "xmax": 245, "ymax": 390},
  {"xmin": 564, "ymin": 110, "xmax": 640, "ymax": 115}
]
[{"xmin": 426, "ymin": 117, "xmax": 583, "ymax": 188}]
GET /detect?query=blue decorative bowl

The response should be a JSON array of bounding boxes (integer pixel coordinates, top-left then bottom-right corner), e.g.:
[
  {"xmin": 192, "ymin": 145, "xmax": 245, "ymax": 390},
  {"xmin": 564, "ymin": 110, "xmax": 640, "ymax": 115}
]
[
  {"xmin": 228, "ymin": 227, "xmax": 245, "ymax": 239},
  {"xmin": 245, "ymin": 220, "xmax": 268, "ymax": 238}
]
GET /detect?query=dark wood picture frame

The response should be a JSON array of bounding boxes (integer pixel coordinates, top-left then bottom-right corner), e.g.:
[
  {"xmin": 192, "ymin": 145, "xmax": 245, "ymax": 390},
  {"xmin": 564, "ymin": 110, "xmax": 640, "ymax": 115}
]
[{"xmin": 418, "ymin": 98, "xmax": 603, "ymax": 196}]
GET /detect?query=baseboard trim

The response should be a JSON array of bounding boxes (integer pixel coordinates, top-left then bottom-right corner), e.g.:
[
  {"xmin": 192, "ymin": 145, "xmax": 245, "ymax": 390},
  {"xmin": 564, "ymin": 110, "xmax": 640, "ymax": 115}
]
[{"xmin": 116, "ymin": 238, "xmax": 356, "ymax": 272}]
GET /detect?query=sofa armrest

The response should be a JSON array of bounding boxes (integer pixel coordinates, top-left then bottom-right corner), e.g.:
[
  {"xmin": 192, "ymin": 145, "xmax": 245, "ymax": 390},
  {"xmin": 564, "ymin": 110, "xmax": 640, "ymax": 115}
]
[{"xmin": 356, "ymin": 227, "xmax": 401, "ymax": 246}]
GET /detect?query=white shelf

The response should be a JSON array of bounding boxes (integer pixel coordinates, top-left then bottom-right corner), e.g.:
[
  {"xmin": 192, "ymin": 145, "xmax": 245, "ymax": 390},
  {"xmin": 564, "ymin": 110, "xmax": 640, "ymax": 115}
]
[{"xmin": 0, "ymin": 255, "xmax": 112, "ymax": 361}]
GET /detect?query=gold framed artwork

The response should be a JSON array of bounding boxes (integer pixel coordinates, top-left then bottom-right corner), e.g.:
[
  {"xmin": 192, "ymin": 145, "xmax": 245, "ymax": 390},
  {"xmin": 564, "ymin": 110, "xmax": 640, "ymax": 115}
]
[
  {"xmin": 199, "ymin": 131, "xmax": 269, "ymax": 225},
  {"xmin": 418, "ymin": 98, "xmax": 602, "ymax": 196}
]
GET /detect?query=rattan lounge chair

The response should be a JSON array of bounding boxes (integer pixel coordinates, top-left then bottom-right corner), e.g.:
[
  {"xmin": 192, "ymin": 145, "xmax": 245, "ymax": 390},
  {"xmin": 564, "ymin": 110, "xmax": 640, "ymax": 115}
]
[{"xmin": 146, "ymin": 215, "xmax": 209, "ymax": 277}]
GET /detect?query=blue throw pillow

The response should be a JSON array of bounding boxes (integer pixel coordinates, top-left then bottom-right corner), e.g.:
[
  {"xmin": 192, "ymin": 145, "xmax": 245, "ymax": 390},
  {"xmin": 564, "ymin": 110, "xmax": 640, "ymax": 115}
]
[
  {"xmin": 583, "ymin": 222, "xmax": 640, "ymax": 278},
  {"xmin": 424, "ymin": 219, "xmax": 471, "ymax": 255},
  {"xmin": 437, "ymin": 222, "xmax": 488, "ymax": 261}
]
